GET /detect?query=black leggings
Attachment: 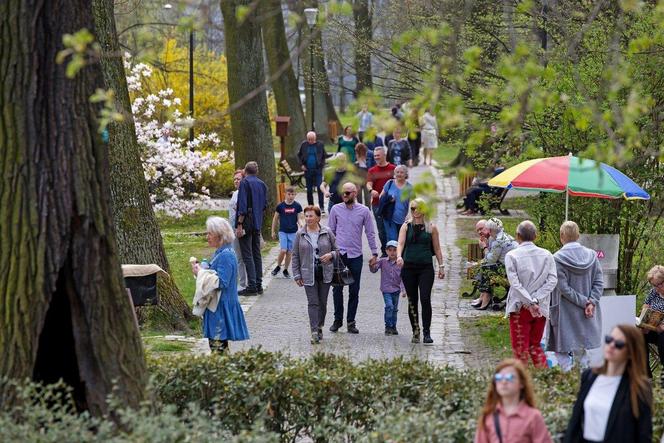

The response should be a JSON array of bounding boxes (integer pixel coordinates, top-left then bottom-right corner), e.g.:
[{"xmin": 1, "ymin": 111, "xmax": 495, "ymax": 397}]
[{"xmin": 401, "ymin": 264, "xmax": 434, "ymax": 334}]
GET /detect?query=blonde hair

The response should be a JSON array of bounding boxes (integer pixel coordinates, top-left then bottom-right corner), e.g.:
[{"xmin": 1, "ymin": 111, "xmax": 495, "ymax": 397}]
[
  {"xmin": 206, "ymin": 216, "xmax": 235, "ymax": 245},
  {"xmin": 560, "ymin": 221, "xmax": 580, "ymax": 243},
  {"xmin": 647, "ymin": 265, "xmax": 664, "ymax": 285},
  {"xmin": 406, "ymin": 197, "xmax": 432, "ymax": 233}
]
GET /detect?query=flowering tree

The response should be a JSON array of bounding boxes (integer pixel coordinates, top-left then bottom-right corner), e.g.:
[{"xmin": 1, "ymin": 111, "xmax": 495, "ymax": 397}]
[{"xmin": 125, "ymin": 56, "xmax": 229, "ymax": 217}]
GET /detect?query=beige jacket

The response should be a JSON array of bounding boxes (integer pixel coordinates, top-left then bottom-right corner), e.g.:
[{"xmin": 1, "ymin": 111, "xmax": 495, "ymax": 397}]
[{"xmin": 192, "ymin": 270, "xmax": 220, "ymax": 317}]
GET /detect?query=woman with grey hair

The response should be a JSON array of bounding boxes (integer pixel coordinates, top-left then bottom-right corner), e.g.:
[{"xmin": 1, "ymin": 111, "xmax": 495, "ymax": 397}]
[
  {"xmin": 191, "ymin": 216, "xmax": 249, "ymax": 352},
  {"xmin": 379, "ymin": 164, "xmax": 413, "ymax": 242},
  {"xmin": 472, "ymin": 217, "xmax": 518, "ymax": 310}
]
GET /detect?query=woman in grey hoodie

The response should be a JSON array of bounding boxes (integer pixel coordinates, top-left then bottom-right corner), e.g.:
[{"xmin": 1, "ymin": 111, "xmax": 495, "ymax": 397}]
[{"xmin": 548, "ymin": 221, "xmax": 604, "ymax": 371}]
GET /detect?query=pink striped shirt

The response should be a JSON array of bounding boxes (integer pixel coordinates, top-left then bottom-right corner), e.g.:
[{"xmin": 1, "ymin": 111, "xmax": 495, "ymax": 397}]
[{"xmin": 474, "ymin": 402, "xmax": 552, "ymax": 443}]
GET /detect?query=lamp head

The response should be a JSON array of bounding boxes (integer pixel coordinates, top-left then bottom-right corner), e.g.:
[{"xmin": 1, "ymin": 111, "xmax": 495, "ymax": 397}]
[{"xmin": 304, "ymin": 8, "xmax": 318, "ymax": 27}]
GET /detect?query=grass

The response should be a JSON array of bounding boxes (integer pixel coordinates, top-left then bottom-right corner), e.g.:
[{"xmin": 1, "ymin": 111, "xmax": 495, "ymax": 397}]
[
  {"xmin": 143, "ymin": 337, "xmax": 193, "ymax": 354},
  {"xmin": 460, "ymin": 315, "xmax": 512, "ymax": 359},
  {"xmin": 432, "ymin": 143, "xmax": 460, "ymax": 170}
]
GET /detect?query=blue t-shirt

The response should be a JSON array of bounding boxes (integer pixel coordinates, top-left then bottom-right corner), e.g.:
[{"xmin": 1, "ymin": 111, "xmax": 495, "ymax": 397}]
[
  {"xmin": 275, "ymin": 201, "xmax": 303, "ymax": 233},
  {"xmin": 385, "ymin": 180, "xmax": 413, "ymax": 224},
  {"xmin": 306, "ymin": 144, "xmax": 318, "ymax": 170}
]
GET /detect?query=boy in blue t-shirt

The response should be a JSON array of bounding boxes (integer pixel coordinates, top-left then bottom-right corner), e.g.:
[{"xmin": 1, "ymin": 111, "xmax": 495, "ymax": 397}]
[{"xmin": 271, "ymin": 187, "xmax": 303, "ymax": 278}]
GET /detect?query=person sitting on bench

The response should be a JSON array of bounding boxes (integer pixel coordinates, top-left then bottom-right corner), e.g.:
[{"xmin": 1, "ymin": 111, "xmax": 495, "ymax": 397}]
[
  {"xmin": 472, "ymin": 217, "xmax": 517, "ymax": 310},
  {"xmin": 460, "ymin": 163, "xmax": 505, "ymax": 215}
]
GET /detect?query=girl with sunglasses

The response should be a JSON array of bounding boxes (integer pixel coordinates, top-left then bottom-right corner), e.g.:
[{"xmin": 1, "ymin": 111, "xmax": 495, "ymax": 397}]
[
  {"xmin": 475, "ymin": 359, "xmax": 552, "ymax": 443},
  {"xmin": 564, "ymin": 324, "xmax": 652, "ymax": 443}
]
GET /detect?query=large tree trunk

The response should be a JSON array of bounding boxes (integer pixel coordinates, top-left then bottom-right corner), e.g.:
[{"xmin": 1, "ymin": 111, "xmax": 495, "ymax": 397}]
[
  {"xmin": 91, "ymin": 0, "xmax": 193, "ymax": 332},
  {"xmin": 352, "ymin": 0, "xmax": 373, "ymax": 95},
  {"xmin": 0, "ymin": 0, "xmax": 146, "ymax": 414},
  {"xmin": 260, "ymin": 0, "xmax": 308, "ymax": 169},
  {"xmin": 221, "ymin": 0, "xmax": 277, "ymax": 233}
]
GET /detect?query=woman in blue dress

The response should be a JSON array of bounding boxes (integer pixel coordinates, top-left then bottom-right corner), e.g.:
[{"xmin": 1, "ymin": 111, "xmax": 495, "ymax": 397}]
[
  {"xmin": 379, "ymin": 164, "xmax": 413, "ymax": 242},
  {"xmin": 192, "ymin": 216, "xmax": 250, "ymax": 353}
]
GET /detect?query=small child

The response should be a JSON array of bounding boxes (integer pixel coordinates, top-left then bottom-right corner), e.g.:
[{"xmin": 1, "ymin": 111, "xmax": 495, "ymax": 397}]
[
  {"xmin": 271, "ymin": 186, "xmax": 303, "ymax": 278},
  {"xmin": 370, "ymin": 240, "xmax": 405, "ymax": 335}
]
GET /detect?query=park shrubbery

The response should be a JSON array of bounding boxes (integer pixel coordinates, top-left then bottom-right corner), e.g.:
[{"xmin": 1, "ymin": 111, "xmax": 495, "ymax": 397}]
[{"xmin": 1, "ymin": 351, "xmax": 662, "ymax": 441}]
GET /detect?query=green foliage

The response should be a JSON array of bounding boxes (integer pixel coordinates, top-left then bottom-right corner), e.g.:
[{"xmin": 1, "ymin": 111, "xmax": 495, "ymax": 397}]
[
  {"xmin": 197, "ymin": 159, "xmax": 237, "ymax": 198},
  {"xmin": 1, "ymin": 352, "xmax": 663, "ymax": 441}
]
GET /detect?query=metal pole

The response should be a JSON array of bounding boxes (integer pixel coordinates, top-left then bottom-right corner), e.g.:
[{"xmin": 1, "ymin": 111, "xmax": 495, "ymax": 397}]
[
  {"xmin": 189, "ymin": 29, "xmax": 195, "ymax": 146},
  {"xmin": 310, "ymin": 42, "xmax": 315, "ymax": 132},
  {"xmin": 565, "ymin": 187, "xmax": 569, "ymax": 221}
]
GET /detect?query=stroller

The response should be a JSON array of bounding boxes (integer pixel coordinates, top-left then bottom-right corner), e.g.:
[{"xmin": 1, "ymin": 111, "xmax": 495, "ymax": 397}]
[{"xmin": 461, "ymin": 262, "xmax": 510, "ymax": 311}]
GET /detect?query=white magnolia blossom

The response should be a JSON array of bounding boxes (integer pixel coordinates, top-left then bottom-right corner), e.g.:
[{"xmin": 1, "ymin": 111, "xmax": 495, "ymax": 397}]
[{"xmin": 125, "ymin": 55, "xmax": 231, "ymax": 218}]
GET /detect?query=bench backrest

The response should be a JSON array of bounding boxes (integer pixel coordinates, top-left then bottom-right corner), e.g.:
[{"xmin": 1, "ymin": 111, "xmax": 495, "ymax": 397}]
[{"xmin": 280, "ymin": 159, "xmax": 294, "ymax": 174}]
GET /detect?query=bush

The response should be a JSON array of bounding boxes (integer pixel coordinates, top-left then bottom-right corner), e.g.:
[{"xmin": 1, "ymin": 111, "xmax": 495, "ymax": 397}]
[
  {"xmin": 198, "ymin": 160, "xmax": 236, "ymax": 198},
  {"xmin": 1, "ymin": 353, "xmax": 662, "ymax": 441}
]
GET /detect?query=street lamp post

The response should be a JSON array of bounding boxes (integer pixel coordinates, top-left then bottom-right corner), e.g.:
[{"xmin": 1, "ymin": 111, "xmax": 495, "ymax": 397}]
[
  {"xmin": 164, "ymin": 3, "xmax": 194, "ymax": 145},
  {"xmin": 304, "ymin": 8, "xmax": 318, "ymax": 132}
]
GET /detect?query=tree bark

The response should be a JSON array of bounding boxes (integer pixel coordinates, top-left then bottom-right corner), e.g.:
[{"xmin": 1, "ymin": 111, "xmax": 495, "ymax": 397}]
[
  {"xmin": 221, "ymin": 0, "xmax": 277, "ymax": 233},
  {"xmin": 260, "ymin": 0, "xmax": 308, "ymax": 168},
  {"xmin": 0, "ymin": 0, "xmax": 146, "ymax": 414},
  {"xmin": 352, "ymin": 0, "xmax": 373, "ymax": 95},
  {"xmin": 91, "ymin": 0, "xmax": 193, "ymax": 332}
]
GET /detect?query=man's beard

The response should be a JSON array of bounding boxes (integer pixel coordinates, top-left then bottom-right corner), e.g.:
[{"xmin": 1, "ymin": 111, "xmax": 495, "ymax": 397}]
[{"xmin": 345, "ymin": 197, "xmax": 355, "ymax": 205}]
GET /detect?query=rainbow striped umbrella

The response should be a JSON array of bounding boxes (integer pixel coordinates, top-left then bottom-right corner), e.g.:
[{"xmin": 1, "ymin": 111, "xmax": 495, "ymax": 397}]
[{"xmin": 488, "ymin": 154, "xmax": 649, "ymax": 220}]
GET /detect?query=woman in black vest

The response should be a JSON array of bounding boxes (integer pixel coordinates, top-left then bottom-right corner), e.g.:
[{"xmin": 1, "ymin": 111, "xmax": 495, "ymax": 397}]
[
  {"xmin": 564, "ymin": 324, "xmax": 652, "ymax": 443},
  {"xmin": 396, "ymin": 198, "xmax": 444, "ymax": 344}
]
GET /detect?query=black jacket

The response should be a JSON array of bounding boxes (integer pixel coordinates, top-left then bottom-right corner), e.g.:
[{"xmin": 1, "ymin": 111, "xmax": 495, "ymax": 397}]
[
  {"xmin": 564, "ymin": 369, "xmax": 651, "ymax": 443},
  {"xmin": 297, "ymin": 141, "xmax": 326, "ymax": 170}
]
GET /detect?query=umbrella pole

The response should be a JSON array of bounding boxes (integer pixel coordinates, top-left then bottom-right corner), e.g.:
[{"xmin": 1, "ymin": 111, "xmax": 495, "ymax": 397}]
[{"xmin": 565, "ymin": 187, "xmax": 569, "ymax": 221}]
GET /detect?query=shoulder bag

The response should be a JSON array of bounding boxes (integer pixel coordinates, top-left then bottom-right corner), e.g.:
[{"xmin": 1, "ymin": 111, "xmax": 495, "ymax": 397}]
[{"xmin": 331, "ymin": 255, "xmax": 355, "ymax": 287}]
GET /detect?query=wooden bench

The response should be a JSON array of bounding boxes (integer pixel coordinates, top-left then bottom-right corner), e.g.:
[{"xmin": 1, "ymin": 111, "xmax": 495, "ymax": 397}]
[
  {"xmin": 279, "ymin": 159, "xmax": 305, "ymax": 188},
  {"xmin": 459, "ymin": 173, "xmax": 477, "ymax": 197},
  {"xmin": 486, "ymin": 188, "xmax": 510, "ymax": 215},
  {"xmin": 466, "ymin": 243, "xmax": 483, "ymax": 279}
]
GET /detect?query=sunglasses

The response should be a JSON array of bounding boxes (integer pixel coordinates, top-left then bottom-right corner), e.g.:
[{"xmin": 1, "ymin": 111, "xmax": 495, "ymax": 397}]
[
  {"xmin": 604, "ymin": 335, "xmax": 626, "ymax": 350},
  {"xmin": 493, "ymin": 373, "xmax": 516, "ymax": 383},
  {"xmin": 410, "ymin": 206, "xmax": 419, "ymax": 211},
  {"xmin": 343, "ymin": 191, "xmax": 354, "ymax": 196}
]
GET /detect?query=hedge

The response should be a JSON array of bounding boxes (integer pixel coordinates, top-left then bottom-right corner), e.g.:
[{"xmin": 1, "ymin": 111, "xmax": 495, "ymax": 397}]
[{"xmin": 0, "ymin": 351, "xmax": 661, "ymax": 442}]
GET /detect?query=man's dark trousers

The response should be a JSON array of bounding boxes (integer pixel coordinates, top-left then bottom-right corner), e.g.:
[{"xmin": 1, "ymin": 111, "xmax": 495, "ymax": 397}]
[
  {"xmin": 305, "ymin": 169, "xmax": 324, "ymax": 209},
  {"xmin": 332, "ymin": 254, "xmax": 363, "ymax": 324},
  {"xmin": 239, "ymin": 229, "xmax": 262, "ymax": 291},
  {"xmin": 372, "ymin": 206, "xmax": 387, "ymax": 256}
]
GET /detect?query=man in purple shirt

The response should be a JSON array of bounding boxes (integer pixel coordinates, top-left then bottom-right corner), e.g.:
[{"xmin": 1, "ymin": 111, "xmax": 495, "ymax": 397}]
[{"xmin": 328, "ymin": 182, "xmax": 378, "ymax": 334}]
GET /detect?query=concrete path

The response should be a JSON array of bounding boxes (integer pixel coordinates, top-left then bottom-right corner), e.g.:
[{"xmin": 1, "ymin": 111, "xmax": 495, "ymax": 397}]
[{"xmin": 233, "ymin": 164, "xmax": 468, "ymax": 368}]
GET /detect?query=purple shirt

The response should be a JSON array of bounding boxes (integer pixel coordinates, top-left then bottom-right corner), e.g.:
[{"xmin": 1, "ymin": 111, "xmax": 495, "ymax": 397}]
[
  {"xmin": 370, "ymin": 257, "xmax": 405, "ymax": 293},
  {"xmin": 328, "ymin": 202, "xmax": 378, "ymax": 258}
]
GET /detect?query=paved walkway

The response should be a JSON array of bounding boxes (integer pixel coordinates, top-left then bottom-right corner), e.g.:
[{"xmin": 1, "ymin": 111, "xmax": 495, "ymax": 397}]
[{"xmin": 234, "ymin": 165, "xmax": 468, "ymax": 368}]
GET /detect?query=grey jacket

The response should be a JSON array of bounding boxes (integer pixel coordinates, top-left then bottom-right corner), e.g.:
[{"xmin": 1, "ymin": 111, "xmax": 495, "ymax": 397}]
[
  {"xmin": 291, "ymin": 225, "xmax": 338, "ymax": 286},
  {"xmin": 548, "ymin": 242, "xmax": 604, "ymax": 352}
]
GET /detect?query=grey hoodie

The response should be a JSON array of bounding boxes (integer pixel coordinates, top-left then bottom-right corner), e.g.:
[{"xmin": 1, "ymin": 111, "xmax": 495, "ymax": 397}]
[{"xmin": 548, "ymin": 242, "xmax": 604, "ymax": 352}]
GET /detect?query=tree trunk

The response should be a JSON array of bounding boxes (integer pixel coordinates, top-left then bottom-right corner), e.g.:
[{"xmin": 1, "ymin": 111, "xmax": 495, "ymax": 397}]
[
  {"xmin": 91, "ymin": 0, "xmax": 194, "ymax": 332},
  {"xmin": 0, "ymin": 0, "xmax": 146, "ymax": 414},
  {"xmin": 352, "ymin": 0, "xmax": 373, "ymax": 95},
  {"xmin": 260, "ymin": 0, "xmax": 308, "ymax": 169},
  {"xmin": 221, "ymin": 0, "xmax": 277, "ymax": 233}
]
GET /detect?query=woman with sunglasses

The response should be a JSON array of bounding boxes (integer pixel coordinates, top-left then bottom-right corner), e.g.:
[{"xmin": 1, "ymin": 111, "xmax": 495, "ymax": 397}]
[
  {"xmin": 641, "ymin": 265, "xmax": 664, "ymax": 387},
  {"xmin": 475, "ymin": 358, "xmax": 552, "ymax": 443},
  {"xmin": 396, "ymin": 198, "xmax": 444, "ymax": 344},
  {"xmin": 292, "ymin": 206, "xmax": 338, "ymax": 344},
  {"xmin": 564, "ymin": 324, "xmax": 652, "ymax": 443}
]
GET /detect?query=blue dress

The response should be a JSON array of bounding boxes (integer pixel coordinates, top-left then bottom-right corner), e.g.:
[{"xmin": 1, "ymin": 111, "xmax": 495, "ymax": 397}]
[{"xmin": 202, "ymin": 244, "xmax": 250, "ymax": 341}]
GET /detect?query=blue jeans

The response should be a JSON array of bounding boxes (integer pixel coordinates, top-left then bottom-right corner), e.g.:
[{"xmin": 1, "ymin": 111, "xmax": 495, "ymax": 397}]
[
  {"xmin": 332, "ymin": 254, "xmax": 364, "ymax": 323},
  {"xmin": 383, "ymin": 291, "xmax": 400, "ymax": 328},
  {"xmin": 305, "ymin": 169, "xmax": 324, "ymax": 209},
  {"xmin": 383, "ymin": 219, "xmax": 402, "ymax": 243},
  {"xmin": 372, "ymin": 206, "xmax": 387, "ymax": 256}
]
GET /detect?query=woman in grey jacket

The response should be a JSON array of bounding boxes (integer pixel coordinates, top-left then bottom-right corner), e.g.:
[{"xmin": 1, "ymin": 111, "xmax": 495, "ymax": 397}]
[
  {"xmin": 292, "ymin": 205, "xmax": 338, "ymax": 344},
  {"xmin": 548, "ymin": 221, "xmax": 604, "ymax": 371}
]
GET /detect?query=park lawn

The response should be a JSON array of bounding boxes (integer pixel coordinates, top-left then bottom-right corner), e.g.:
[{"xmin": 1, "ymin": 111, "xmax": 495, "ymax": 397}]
[
  {"xmin": 460, "ymin": 315, "xmax": 513, "ymax": 360},
  {"xmin": 432, "ymin": 143, "xmax": 460, "ymax": 168}
]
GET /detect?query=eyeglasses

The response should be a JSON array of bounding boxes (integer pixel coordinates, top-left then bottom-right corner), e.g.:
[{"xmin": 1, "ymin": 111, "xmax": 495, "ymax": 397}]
[
  {"xmin": 343, "ymin": 191, "xmax": 353, "ymax": 196},
  {"xmin": 653, "ymin": 280, "xmax": 664, "ymax": 288},
  {"xmin": 604, "ymin": 335, "xmax": 626, "ymax": 350},
  {"xmin": 493, "ymin": 373, "xmax": 516, "ymax": 383}
]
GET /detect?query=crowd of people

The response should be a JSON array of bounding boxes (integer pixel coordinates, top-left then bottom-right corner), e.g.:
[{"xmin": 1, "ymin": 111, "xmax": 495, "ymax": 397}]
[{"xmin": 186, "ymin": 117, "xmax": 662, "ymax": 440}]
